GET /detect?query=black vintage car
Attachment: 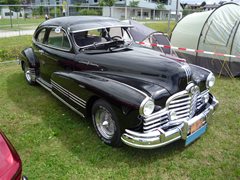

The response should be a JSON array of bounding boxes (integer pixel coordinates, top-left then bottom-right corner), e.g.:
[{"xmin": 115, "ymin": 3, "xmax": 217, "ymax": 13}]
[{"xmin": 20, "ymin": 16, "xmax": 218, "ymax": 149}]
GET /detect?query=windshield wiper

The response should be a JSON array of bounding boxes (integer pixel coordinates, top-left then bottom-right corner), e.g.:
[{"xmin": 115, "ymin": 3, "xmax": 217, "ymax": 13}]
[
  {"xmin": 79, "ymin": 39, "xmax": 129, "ymax": 52},
  {"xmin": 79, "ymin": 42, "xmax": 104, "ymax": 51}
]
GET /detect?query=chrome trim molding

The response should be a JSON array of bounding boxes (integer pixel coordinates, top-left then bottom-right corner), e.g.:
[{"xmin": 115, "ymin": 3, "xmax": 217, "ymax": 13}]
[
  {"xmin": 139, "ymin": 97, "xmax": 154, "ymax": 116},
  {"xmin": 121, "ymin": 95, "xmax": 218, "ymax": 149},
  {"xmin": 34, "ymin": 25, "xmax": 73, "ymax": 52},
  {"xmin": 52, "ymin": 91, "xmax": 85, "ymax": 118},
  {"xmin": 36, "ymin": 78, "xmax": 85, "ymax": 118},
  {"xmin": 182, "ymin": 64, "xmax": 192, "ymax": 82},
  {"xmin": 36, "ymin": 78, "xmax": 52, "ymax": 91},
  {"xmin": 71, "ymin": 25, "xmax": 133, "ymax": 33},
  {"xmin": 206, "ymin": 72, "xmax": 215, "ymax": 88},
  {"xmin": 51, "ymin": 80, "xmax": 86, "ymax": 109}
]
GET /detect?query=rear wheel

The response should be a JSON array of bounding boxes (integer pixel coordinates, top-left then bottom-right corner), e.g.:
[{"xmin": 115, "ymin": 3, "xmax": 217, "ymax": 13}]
[
  {"xmin": 92, "ymin": 99, "xmax": 122, "ymax": 147},
  {"xmin": 23, "ymin": 62, "xmax": 36, "ymax": 85}
]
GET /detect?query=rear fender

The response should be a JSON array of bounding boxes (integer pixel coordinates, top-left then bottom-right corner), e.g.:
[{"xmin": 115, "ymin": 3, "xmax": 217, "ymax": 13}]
[{"xmin": 20, "ymin": 48, "xmax": 39, "ymax": 69}]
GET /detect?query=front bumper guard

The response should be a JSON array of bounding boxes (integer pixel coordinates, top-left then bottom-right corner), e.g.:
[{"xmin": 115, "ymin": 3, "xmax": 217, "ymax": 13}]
[{"xmin": 121, "ymin": 96, "xmax": 219, "ymax": 149}]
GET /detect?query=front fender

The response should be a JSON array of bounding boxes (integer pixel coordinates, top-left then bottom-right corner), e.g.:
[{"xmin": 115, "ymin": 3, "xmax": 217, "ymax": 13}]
[
  {"xmin": 51, "ymin": 71, "xmax": 148, "ymax": 130},
  {"xmin": 189, "ymin": 64, "xmax": 211, "ymax": 91}
]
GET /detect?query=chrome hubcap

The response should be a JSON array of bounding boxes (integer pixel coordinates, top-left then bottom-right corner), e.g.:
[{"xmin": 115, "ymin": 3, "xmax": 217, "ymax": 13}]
[
  {"xmin": 94, "ymin": 106, "xmax": 115, "ymax": 139},
  {"xmin": 25, "ymin": 69, "xmax": 32, "ymax": 82}
]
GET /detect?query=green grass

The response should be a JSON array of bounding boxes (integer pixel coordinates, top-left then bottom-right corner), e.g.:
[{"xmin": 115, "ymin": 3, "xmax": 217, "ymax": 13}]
[
  {"xmin": 0, "ymin": 36, "xmax": 32, "ymax": 61},
  {"xmin": 0, "ymin": 18, "xmax": 44, "ymax": 31},
  {"xmin": 0, "ymin": 18, "xmax": 44, "ymax": 26},
  {"xmin": 0, "ymin": 63, "xmax": 239, "ymax": 179},
  {"xmin": 144, "ymin": 21, "xmax": 176, "ymax": 34}
]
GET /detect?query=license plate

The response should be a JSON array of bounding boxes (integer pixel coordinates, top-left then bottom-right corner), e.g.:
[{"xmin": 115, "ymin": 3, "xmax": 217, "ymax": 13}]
[
  {"xmin": 190, "ymin": 119, "xmax": 204, "ymax": 134},
  {"xmin": 185, "ymin": 122, "xmax": 207, "ymax": 146}
]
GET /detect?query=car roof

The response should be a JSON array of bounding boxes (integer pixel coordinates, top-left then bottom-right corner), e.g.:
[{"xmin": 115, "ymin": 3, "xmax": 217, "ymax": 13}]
[{"xmin": 39, "ymin": 16, "xmax": 133, "ymax": 33}]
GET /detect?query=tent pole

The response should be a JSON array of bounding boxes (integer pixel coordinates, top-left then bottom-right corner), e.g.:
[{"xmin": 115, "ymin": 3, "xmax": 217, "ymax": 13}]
[{"xmin": 176, "ymin": 0, "xmax": 179, "ymax": 22}]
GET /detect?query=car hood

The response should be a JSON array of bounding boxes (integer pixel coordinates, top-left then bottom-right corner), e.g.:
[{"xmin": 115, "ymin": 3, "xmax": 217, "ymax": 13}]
[{"xmin": 77, "ymin": 46, "xmax": 191, "ymax": 95}]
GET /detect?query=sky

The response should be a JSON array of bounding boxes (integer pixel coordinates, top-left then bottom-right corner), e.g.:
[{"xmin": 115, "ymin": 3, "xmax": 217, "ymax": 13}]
[{"xmin": 180, "ymin": 0, "xmax": 239, "ymax": 4}]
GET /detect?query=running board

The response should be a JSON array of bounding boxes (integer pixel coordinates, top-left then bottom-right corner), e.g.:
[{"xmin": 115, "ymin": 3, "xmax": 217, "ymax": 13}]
[{"xmin": 36, "ymin": 77, "xmax": 85, "ymax": 118}]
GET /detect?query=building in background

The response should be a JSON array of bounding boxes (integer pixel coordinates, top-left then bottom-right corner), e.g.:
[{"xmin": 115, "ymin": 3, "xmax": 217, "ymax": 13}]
[
  {"xmin": 102, "ymin": 0, "xmax": 182, "ymax": 20},
  {"xmin": 0, "ymin": 0, "xmax": 182, "ymax": 20}
]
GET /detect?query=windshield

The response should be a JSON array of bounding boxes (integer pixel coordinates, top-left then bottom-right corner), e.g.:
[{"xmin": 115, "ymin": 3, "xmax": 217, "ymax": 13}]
[{"xmin": 73, "ymin": 27, "xmax": 132, "ymax": 50}]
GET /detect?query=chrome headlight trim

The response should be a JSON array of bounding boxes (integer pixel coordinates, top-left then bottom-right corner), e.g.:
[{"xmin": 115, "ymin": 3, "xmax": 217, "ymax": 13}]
[
  {"xmin": 206, "ymin": 73, "xmax": 215, "ymax": 88},
  {"xmin": 139, "ymin": 98, "xmax": 155, "ymax": 116}
]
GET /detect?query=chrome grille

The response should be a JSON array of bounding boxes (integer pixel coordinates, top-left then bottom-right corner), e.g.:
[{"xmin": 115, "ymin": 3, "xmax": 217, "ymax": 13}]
[
  {"xmin": 197, "ymin": 90, "xmax": 208, "ymax": 109},
  {"xmin": 142, "ymin": 86, "xmax": 209, "ymax": 133},
  {"xmin": 190, "ymin": 91, "xmax": 199, "ymax": 118},
  {"xmin": 143, "ymin": 111, "xmax": 169, "ymax": 133},
  {"xmin": 168, "ymin": 94, "xmax": 191, "ymax": 120}
]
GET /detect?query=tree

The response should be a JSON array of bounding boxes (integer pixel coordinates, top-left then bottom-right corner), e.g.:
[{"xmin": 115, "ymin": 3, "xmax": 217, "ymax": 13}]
[
  {"xmin": 156, "ymin": 0, "xmax": 166, "ymax": 10},
  {"xmin": 129, "ymin": 0, "xmax": 139, "ymax": 7},
  {"xmin": 8, "ymin": 0, "xmax": 21, "ymax": 12},
  {"xmin": 2, "ymin": 0, "xmax": 21, "ymax": 28},
  {"xmin": 99, "ymin": 0, "xmax": 115, "ymax": 17},
  {"xmin": 99, "ymin": 0, "xmax": 115, "ymax": 6},
  {"xmin": 200, "ymin": 1, "xmax": 206, "ymax": 7},
  {"xmin": 158, "ymin": 0, "xmax": 168, "ymax": 4}
]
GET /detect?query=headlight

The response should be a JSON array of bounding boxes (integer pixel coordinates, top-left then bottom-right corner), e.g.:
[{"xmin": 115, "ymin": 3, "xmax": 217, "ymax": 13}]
[
  {"xmin": 206, "ymin": 73, "xmax": 215, "ymax": 88},
  {"xmin": 139, "ymin": 99, "xmax": 155, "ymax": 116}
]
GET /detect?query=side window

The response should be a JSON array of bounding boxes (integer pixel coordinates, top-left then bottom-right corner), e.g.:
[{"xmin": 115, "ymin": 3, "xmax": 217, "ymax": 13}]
[
  {"xmin": 47, "ymin": 27, "xmax": 71, "ymax": 50},
  {"xmin": 36, "ymin": 28, "xmax": 46, "ymax": 43}
]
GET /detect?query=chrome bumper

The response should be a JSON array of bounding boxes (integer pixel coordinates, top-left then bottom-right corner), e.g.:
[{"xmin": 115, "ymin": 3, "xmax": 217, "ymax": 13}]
[{"xmin": 121, "ymin": 96, "xmax": 219, "ymax": 149}]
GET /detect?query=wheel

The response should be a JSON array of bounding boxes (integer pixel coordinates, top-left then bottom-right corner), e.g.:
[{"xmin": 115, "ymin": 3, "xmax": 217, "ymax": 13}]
[
  {"xmin": 23, "ymin": 62, "xmax": 36, "ymax": 85},
  {"xmin": 92, "ymin": 99, "xmax": 122, "ymax": 147}
]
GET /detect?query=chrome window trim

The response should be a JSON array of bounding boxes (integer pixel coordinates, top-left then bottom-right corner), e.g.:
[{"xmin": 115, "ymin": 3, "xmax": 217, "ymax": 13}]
[
  {"xmin": 34, "ymin": 26, "xmax": 73, "ymax": 52},
  {"xmin": 73, "ymin": 26, "xmax": 133, "ymax": 49},
  {"xmin": 70, "ymin": 25, "xmax": 133, "ymax": 33}
]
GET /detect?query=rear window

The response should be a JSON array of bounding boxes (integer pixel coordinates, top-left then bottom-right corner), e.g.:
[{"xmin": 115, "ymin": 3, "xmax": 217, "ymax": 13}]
[{"xmin": 35, "ymin": 28, "xmax": 46, "ymax": 43}]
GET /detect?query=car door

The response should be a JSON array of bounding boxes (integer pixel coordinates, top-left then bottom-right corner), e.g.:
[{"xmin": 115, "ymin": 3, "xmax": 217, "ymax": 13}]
[{"xmin": 34, "ymin": 26, "xmax": 76, "ymax": 83}]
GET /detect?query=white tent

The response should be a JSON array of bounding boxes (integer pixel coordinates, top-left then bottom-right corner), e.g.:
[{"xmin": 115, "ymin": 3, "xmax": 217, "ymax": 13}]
[{"xmin": 171, "ymin": 3, "xmax": 240, "ymax": 76}]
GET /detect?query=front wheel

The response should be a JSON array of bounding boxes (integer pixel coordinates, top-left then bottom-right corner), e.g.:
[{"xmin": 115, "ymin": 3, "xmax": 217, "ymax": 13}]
[
  {"xmin": 92, "ymin": 99, "xmax": 122, "ymax": 147},
  {"xmin": 23, "ymin": 62, "xmax": 36, "ymax": 85}
]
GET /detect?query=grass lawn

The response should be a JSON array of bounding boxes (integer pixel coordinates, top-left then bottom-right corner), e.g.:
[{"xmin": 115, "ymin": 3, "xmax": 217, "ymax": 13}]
[
  {"xmin": 0, "ymin": 18, "xmax": 44, "ymax": 31},
  {"xmin": 0, "ymin": 18, "xmax": 44, "ymax": 26},
  {"xmin": 0, "ymin": 18, "xmax": 44, "ymax": 25},
  {"xmin": 144, "ymin": 21, "xmax": 176, "ymax": 34},
  {"xmin": 0, "ymin": 62, "xmax": 239, "ymax": 179},
  {"xmin": 0, "ymin": 36, "xmax": 32, "ymax": 61}
]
